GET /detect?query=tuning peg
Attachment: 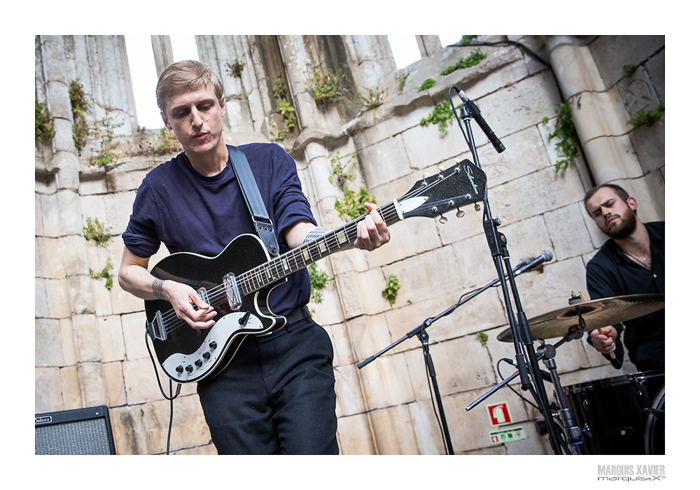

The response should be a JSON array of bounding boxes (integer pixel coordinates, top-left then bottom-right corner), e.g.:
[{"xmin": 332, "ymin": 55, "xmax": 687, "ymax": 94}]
[
  {"xmin": 456, "ymin": 208, "xmax": 465, "ymax": 218},
  {"xmin": 439, "ymin": 214, "xmax": 448, "ymax": 224},
  {"xmin": 474, "ymin": 203, "xmax": 481, "ymax": 212},
  {"xmin": 422, "ymin": 172, "xmax": 430, "ymax": 179},
  {"xmin": 438, "ymin": 165, "xmax": 444, "ymax": 172}
]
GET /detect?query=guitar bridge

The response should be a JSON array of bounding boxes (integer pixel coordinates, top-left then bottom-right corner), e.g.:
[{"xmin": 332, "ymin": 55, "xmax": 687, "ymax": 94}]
[
  {"xmin": 147, "ymin": 310, "xmax": 166, "ymax": 341},
  {"xmin": 224, "ymin": 273, "xmax": 242, "ymax": 310}
]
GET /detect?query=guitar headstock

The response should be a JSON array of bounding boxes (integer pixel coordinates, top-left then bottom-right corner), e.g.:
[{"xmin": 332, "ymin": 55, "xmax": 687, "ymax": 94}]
[{"xmin": 397, "ymin": 159, "xmax": 487, "ymax": 221}]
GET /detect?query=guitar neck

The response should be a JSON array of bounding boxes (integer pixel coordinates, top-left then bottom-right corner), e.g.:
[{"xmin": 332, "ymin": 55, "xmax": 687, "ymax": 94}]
[{"xmin": 237, "ymin": 201, "xmax": 402, "ymax": 295}]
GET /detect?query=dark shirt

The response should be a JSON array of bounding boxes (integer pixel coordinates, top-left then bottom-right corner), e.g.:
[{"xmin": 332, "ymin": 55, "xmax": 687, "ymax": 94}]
[
  {"xmin": 585, "ymin": 221, "xmax": 664, "ymax": 371},
  {"xmin": 122, "ymin": 143, "xmax": 317, "ymax": 316}
]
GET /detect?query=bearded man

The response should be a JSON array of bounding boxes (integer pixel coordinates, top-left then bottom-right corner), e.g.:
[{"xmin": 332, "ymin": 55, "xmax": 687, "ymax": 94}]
[{"xmin": 583, "ymin": 184, "xmax": 664, "ymax": 371}]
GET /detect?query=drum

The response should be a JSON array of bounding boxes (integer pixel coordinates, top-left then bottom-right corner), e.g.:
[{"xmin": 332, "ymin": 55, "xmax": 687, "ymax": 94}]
[{"xmin": 562, "ymin": 370, "xmax": 664, "ymax": 455}]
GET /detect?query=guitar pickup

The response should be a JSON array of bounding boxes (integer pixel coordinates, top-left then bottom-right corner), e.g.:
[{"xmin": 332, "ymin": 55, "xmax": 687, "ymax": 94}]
[
  {"xmin": 147, "ymin": 310, "xmax": 166, "ymax": 341},
  {"xmin": 224, "ymin": 273, "xmax": 242, "ymax": 310}
]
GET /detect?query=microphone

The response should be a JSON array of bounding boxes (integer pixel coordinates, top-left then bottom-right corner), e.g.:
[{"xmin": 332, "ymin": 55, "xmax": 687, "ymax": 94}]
[
  {"xmin": 457, "ymin": 90, "xmax": 506, "ymax": 153},
  {"xmin": 513, "ymin": 250, "xmax": 554, "ymax": 276}
]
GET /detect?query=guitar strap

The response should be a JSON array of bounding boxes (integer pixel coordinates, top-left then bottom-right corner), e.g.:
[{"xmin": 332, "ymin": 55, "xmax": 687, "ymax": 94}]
[{"xmin": 227, "ymin": 145, "xmax": 279, "ymax": 257}]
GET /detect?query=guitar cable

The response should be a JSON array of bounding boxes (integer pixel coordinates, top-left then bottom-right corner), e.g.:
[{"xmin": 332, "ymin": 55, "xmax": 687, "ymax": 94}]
[{"xmin": 145, "ymin": 329, "xmax": 182, "ymax": 455}]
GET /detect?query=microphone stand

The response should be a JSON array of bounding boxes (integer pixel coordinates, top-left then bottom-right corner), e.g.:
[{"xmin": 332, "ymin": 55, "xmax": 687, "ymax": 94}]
[{"xmin": 456, "ymin": 89, "xmax": 565, "ymax": 454}]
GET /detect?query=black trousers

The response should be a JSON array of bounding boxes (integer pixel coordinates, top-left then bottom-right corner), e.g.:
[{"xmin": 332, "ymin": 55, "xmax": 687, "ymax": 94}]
[{"xmin": 196, "ymin": 314, "xmax": 339, "ymax": 455}]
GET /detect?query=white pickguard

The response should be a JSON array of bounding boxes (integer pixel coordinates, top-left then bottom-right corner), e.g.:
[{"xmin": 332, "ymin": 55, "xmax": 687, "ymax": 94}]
[{"xmin": 161, "ymin": 312, "xmax": 264, "ymax": 382}]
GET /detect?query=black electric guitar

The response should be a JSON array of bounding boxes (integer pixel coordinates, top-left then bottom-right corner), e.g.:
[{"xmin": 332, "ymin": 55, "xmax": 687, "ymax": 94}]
[{"xmin": 145, "ymin": 159, "xmax": 487, "ymax": 383}]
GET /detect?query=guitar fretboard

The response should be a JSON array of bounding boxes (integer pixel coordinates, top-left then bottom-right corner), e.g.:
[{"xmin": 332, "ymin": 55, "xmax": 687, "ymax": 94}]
[{"xmin": 235, "ymin": 201, "xmax": 402, "ymax": 295}]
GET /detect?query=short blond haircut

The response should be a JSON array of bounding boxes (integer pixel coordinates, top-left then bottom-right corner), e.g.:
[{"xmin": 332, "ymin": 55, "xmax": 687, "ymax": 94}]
[{"xmin": 156, "ymin": 60, "xmax": 225, "ymax": 112}]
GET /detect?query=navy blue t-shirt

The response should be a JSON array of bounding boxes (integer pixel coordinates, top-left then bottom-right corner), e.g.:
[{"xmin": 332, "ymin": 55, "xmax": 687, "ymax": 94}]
[{"xmin": 122, "ymin": 143, "xmax": 317, "ymax": 316}]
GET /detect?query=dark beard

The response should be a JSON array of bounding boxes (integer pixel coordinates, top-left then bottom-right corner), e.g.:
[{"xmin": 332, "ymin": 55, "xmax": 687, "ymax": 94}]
[{"xmin": 606, "ymin": 212, "xmax": 637, "ymax": 239}]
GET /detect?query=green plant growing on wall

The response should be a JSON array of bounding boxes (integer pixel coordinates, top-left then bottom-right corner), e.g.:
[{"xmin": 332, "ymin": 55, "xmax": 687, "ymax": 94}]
[
  {"xmin": 225, "ymin": 59, "xmax": 246, "ymax": 78},
  {"xmin": 476, "ymin": 331, "xmax": 488, "ymax": 347},
  {"xmin": 627, "ymin": 103, "xmax": 665, "ymax": 129},
  {"xmin": 382, "ymin": 274, "xmax": 401, "ymax": 306},
  {"xmin": 69, "ymin": 80, "xmax": 92, "ymax": 154},
  {"xmin": 35, "ymin": 100, "xmax": 56, "ymax": 145},
  {"xmin": 83, "ymin": 217, "xmax": 112, "ymax": 245},
  {"xmin": 356, "ymin": 85, "xmax": 387, "ymax": 118},
  {"xmin": 328, "ymin": 151, "xmax": 356, "ymax": 187},
  {"xmin": 89, "ymin": 257, "xmax": 114, "ymax": 290},
  {"xmin": 440, "ymin": 48, "xmax": 487, "ymax": 76},
  {"xmin": 155, "ymin": 127, "xmax": 183, "ymax": 155},
  {"xmin": 273, "ymin": 76, "xmax": 288, "ymax": 99},
  {"xmin": 335, "ymin": 186, "xmax": 377, "ymax": 221},
  {"xmin": 308, "ymin": 262, "xmax": 332, "ymax": 304},
  {"xmin": 420, "ymin": 99, "xmax": 455, "ymax": 132},
  {"xmin": 311, "ymin": 68, "xmax": 348, "ymax": 104},
  {"xmin": 623, "ymin": 64, "xmax": 638, "ymax": 78},
  {"xmin": 459, "ymin": 35, "xmax": 475, "ymax": 45},
  {"xmin": 542, "ymin": 102, "xmax": 580, "ymax": 172},
  {"xmin": 398, "ymin": 71, "xmax": 408, "ymax": 94},
  {"xmin": 418, "ymin": 78, "xmax": 436, "ymax": 92},
  {"xmin": 272, "ymin": 100, "xmax": 297, "ymax": 141},
  {"xmin": 91, "ymin": 117, "xmax": 123, "ymax": 167}
]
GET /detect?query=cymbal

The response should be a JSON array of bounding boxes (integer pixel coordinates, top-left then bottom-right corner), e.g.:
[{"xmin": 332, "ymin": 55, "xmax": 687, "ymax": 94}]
[{"xmin": 497, "ymin": 294, "xmax": 664, "ymax": 342}]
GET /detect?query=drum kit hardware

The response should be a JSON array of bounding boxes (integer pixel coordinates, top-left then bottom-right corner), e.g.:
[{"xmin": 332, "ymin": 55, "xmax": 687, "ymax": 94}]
[{"xmin": 492, "ymin": 292, "xmax": 665, "ymax": 455}]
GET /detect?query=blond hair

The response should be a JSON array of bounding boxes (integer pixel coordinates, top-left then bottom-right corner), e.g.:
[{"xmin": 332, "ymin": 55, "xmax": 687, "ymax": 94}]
[{"xmin": 156, "ymin": 60, "xmax": 225, "ymax": 112}]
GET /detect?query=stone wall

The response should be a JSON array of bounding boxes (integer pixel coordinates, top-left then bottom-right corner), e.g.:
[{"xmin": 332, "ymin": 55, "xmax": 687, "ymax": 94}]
[{"xmin": 35, "ymin": 35, "xmax": 664, "ymax": 455}]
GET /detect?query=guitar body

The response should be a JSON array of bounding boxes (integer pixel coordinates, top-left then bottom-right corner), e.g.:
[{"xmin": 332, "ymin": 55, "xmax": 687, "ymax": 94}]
[{"xmin": 146, "ymin": 234, "xmax": 285, "ymax": 383}]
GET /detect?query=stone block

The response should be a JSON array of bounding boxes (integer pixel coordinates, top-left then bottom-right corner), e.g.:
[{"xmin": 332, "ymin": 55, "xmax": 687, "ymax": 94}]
[
  {"xmin": 334, "ymin": 363, "xmax": 366, "ymax": 418},
  {"xmin": 475, "ymin": 126, "xmax": 552, "ymax": 188},
  {"xmin": 77, "ymin": 362, "xmax": 108, "ymax": 408},
  {"xmin": 358, "ymin": 135, "xmax": 413, "ymax": 190},
  {"xmin": 73, "ymin": 314, "xmax": 101, "ymax": 362},
  {"xmin": 357, "ymin": 352, "xmax": 415, "ymax": 410},
  {"xmin": 35, "ymin": 318, "xmax": 64, "ymax": 367},
  {"xmin": 583, "ymin": 134, "xmax": 643, "ymax": 184},
  {"xmin": 35, "ymin": 367, "xmax": 62, "ymax": 413},
  {"xmin": 337, "ymin": 412, "xmax": 375, "ymax": 455},
  {"xmin": 60, "ymin": 317, "xmax": 77, "ymax": 366},
  {"xmin": 574, "ymin": 89, "xmax": 630, "ymax": 143},
  {"xmin": 335, "ymin": 267, "xmax": 387, "ymax": 318},
  {"xmin": 404, "ymin": 335, "xmax": 495, "ymax": 398},
  {"xmin": 486, "ymin": 165, "xmax": 585, "ymax": 226},
  {"xmin": 44, "ymin": 277, "xmax": 72, "ymax": 319},
  {"xmin": 68, "ymin": 274, "xmax": 96, "ymax": 316},
  {"xmin": 544, "ymin": 203, "xmax": 595, "ymax": 260},
  {"xmin": 98, "ymin": 315, "xmax": 125, "ymax": 362},
  {"xmin": 57, "ymin": 188, "xmax": 83, "ymax": 235},
  {"xmin": 550, "ymin": 44, "xmax": 605, "ymax": 98},
  {"xmin": 38, "ymin": 192, "xmax": 61, "ymax": 237},
  {"xmin": 61, "ymin": 234, "xmax": 90, "ymax": 277},
  {"xmin": 406, "ymin": 400, "xmax": 448, "ymax": 455},
  {"xmin": 122, "ymin": 357, "xmax": 173, "ymax": 405},
  {"xmin": 346, "ymin": 313, "xmax": 392, "ymax": 364},
  {"xmin": 102, "ymin": 361, "xmax": 126, "ymax": 407},
  {"xmin": 401, "ymin": 119, "xmax": 470, "ymax": 172},
  {"xmin": 328, "ymin": 322, "xmax": 354, "ymax": 367},
  {"xmin": 122, "ymin": 310, "xmax": 149, "ymax": 360},
  {"xmin": 368, "ymin": 404, "xmax": 420, "ymax": 454},
  {"xmin": 59, "ymin": 364, "xmax": 82, "ymax": 410}
]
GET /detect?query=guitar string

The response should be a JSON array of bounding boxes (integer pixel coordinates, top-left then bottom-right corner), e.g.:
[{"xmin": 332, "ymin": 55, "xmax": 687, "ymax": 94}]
[{"xmin": 156, "ymin": 168, "xmax": 465, "ymax": 334}]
